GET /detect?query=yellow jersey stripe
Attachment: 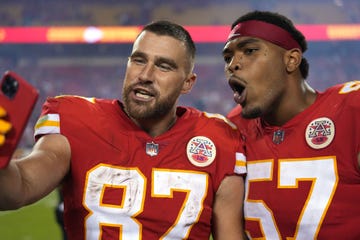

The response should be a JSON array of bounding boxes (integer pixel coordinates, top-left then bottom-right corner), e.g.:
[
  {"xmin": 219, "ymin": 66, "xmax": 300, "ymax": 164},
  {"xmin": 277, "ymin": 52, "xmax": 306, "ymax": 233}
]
[
  {"xmin": 234, "ymin": 152, "xmax": 247, "ymax": 174},
  {"xmin": 34, "ymin": 113, "xmax": 60, "ymax": 136}
]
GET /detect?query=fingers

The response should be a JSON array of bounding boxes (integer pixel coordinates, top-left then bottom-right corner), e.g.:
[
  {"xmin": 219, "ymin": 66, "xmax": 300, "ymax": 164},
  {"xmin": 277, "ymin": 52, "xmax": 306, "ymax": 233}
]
[
  {"xmin": 0, "ymin": 106, "xmax": 6, "ymax": 118},
  {"xmin": 0, "ymin": 106, "xmax": 12, "ymax": 146},
  {"xmin": 0, "ymin": 134, "xmax": 5, "ymax": 146},
  {"xmin": 0, "ymin": 119, "xmax": 12, "ymax": 134}
]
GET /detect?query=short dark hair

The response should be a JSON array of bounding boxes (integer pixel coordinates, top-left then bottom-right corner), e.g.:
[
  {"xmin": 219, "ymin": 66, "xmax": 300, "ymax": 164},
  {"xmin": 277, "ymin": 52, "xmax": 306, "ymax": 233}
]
[
  {"xmin": 141, "ymin": 20, "xmax": 196, "ymax": 71},
  {"xmin": 231, "ymin": 11, "xmax": 309, "ymax": 79}
]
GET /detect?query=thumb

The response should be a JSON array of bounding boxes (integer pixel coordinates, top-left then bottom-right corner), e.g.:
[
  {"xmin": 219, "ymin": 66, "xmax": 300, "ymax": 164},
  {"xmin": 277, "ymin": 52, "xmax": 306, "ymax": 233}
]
[
  {"xmin": 0, "ymin": 119, "xmax": 12, "ymax": 134},
  {"xmin": 0, "ymin": 106, "xmax": 6, "ymax": 118},
  {"xmin": 0, "ymin": 134, "xmax": 5, "ymax": 146}
]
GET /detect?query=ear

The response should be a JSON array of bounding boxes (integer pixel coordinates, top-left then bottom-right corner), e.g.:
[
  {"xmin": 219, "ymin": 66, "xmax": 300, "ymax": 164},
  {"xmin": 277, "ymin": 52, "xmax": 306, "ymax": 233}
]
[
  {"xmin": 285, "ymin": 48, "xmax": 302, "ymax": 73},
  {"xmin": 181, "ymin": 73, "xmax": 197, "ymax": 94}
]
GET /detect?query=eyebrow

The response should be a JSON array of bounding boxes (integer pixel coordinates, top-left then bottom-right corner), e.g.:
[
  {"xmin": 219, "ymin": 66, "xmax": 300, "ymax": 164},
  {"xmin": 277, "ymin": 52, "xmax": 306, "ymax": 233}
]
[
  {"xmin": 222, "ymin": 38, "xmax": 261, "ymax": 55},
  {"xmin": 129, "ymin": 51, "xmax": 146, "ymax": 59}
]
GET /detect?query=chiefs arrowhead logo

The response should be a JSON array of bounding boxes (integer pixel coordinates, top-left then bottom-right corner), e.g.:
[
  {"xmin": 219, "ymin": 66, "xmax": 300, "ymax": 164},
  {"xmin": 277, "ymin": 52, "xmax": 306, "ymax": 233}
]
[
  {"xmin": 305, "ymin": 117, "xmax": 335, "ymax": 149},
  {"xmin": 186, "ymin": 136, "xmax": 216, "ymax": 167}
]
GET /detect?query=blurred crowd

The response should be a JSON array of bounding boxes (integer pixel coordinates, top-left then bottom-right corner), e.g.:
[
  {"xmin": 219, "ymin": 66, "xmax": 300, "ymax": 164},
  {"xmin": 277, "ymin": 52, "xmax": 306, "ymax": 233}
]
[
  {"xmin": 1, "ymin": 0, "xmax": 360, "ymax": 26},
  {"xmin": 0, "ymin": 0, "xmax": 359, "ymax": 148}
]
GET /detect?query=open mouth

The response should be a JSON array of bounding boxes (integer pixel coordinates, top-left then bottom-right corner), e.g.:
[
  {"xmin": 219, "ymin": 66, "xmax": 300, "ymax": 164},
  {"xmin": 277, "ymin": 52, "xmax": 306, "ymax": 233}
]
[
  {"xmin": 231, "ymin": 83, "xmax": 245, "ymax": 96},
  {"xmin": 228, "ymin": 77, "xmax": 246, "ymax": 104},
  {"xmin": 135, "ymin": 89, "xmax": 153, "ymax": 99},
  {"xmin": 133, "ymin": 87, "xmax": 155, "ymax": 101},
  {"xmin": 229, "ymin": 78, "xmax": 245, "ymax": 96}
]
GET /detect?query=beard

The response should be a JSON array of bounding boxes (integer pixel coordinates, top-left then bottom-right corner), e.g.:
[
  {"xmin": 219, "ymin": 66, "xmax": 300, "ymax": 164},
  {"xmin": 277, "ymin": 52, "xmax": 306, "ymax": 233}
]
[
  {"xmin": 241, "ymin": 106, "xmax": 262, "ymax": 119},
  {"xmin": 122, "ymin": 84, "xmax": 180, "ymax": 120}
]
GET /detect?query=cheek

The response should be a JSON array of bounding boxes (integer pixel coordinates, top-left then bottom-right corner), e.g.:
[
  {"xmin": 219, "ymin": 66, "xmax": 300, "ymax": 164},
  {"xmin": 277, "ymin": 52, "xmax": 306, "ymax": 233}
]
[
  {"xmin": 161, "ymin": 78, "xmax": 184, "ymax": 96},
  {"xmin": 248, "ymin": 67, "xmax": 277, "ymax": 100},
  {"xmin": 123, "ymin": 67, "xmax": 140, "ymax": 83},
  {"xmin": 122, "ymin": 75, "xmax": 131, "ymax": 89},
  {"xmin": 224, "ymin": 64, "xmax": 230, "ymax": 74},
  {"xmin": 251, "ymin": 58, "xmax": 281, "ymax": 84},
  {"xmin": 123, "ymin": 68, "xmax": 132, "ymax": 80}
]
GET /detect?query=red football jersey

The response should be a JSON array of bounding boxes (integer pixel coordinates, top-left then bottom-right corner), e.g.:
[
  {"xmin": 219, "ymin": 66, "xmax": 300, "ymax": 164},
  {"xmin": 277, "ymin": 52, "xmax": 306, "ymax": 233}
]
[
  {"xmin": 34, "ymin": 96, "xmax": 246, "ymax": 240},
  {"xmin": 228, "ymin": 81, "xmax": 360, "ymax": 239}
]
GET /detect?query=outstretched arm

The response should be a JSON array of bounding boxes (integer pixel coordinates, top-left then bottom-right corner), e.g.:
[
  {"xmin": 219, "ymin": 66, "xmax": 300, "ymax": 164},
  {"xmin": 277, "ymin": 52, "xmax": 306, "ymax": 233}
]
[
  {"xmin": 0, "ymin": 134, "xmax": 71, "ymax": 210},
  {"xmin": 212, "ymin": 175, "xmax": 247, "ymax": 240}
]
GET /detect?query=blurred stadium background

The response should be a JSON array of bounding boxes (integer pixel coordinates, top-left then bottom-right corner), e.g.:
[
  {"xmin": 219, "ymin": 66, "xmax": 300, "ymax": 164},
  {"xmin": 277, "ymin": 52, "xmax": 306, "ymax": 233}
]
[{"xmin": 0, "ymin": 0, "xmax": 359, "ymax": 239}]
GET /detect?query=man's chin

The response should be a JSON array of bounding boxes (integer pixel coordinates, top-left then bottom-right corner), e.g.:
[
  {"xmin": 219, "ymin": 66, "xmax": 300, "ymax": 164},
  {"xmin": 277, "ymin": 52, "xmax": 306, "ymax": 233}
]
[
  {"xmin": 241, "ymin": 107, "xmax": 262, "ymax": 119},
  {"xmin": 124, "ymin": 102, "xmax": 151, "ymax": 118},
  {"xmin": 130, "ymin": 110, "xmax": 153, "ymax": 120}
]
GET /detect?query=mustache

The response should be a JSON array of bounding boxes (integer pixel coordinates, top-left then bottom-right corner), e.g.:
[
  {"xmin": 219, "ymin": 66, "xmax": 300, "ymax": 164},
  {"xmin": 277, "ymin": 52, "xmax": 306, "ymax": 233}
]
[
  {"xmin": 228, "ymin": 75, "xmax": 246, "ymax": 92},
  {"xmin": 123, "ymin": 82, "xmax": 158, "ymax": 99},
  {"xmin": 129, "ymin": 82, "xmax": 156, "ymax": 92},
  {"xmin": 228, "ymin": 74, "xmax": 245, "ymax": 83}
]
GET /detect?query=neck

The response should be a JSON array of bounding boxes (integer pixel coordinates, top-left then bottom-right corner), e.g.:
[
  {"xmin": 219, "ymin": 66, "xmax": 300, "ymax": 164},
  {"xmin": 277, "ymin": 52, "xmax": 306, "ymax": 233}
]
[
  {"xmin": 264, "ymin": 80, "xmax": 317, "ymax": 126},
  {"xmin": 134, "ymin": 111, "xmax": 178, "ymax": 138}
]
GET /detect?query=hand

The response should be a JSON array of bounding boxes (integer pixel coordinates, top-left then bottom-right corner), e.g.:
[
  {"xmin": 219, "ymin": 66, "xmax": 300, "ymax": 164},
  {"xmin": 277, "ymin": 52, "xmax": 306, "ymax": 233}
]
[{"xmin": 0, "ymin": 106, "xmax": 12, "ymax": 146}]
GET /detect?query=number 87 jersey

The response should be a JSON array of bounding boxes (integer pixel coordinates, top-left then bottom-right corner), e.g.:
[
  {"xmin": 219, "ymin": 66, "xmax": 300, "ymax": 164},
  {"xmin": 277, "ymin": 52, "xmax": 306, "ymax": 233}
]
[{"xmin": 34, "ymin": 95, "xmax": 246, "ymax": 240}]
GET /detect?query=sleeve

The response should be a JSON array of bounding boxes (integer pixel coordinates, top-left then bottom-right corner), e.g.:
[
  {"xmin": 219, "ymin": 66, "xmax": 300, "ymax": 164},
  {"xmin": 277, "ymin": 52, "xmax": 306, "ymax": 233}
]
[
  {"xmin": 33, "ymin": 97, "xmax": 62, "ymax": 140},
  {"xmin": 336, "ymin": 81, "xmax": 360, "ymax": 153},
  {"xmin": 209, "ymin": 115, "xmax": 247, "ymax": 191},
  {"xmin": 343, "ymin": 81, "xmax": 360, "ymax": 154},
  {"xmin": 229, "ymin": 126, "xmax": 246, "ymax": 176},
  {"xmin": 234, "ymin": 146, "xmax": 246, "ymax": 175}
]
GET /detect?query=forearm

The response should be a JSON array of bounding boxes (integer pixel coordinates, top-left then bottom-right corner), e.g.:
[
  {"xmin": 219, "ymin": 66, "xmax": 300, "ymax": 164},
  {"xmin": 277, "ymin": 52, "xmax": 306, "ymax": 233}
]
[
  {"xmin": 212, "ymin": 175, "xmax": 246, "ymax": 240},
  {"xmin": 0, "ymin": 161, "xmax": 27, "ymax": 210},
  {"xmin": 0, "ymin": 135, "xmax": 71, "ymax": 210}
]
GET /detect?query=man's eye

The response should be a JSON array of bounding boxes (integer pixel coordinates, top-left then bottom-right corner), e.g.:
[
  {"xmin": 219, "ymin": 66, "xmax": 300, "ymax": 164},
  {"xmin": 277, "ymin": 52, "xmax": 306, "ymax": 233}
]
[
  {"xmin": 223, "ymin": 56, "xmax": 232, "ymax": 64},
  {"xmin": 130, "ymin": 57, "xmax": 146, "ymax": 65},
  {"xmin": 244, "ymin": 48, "xmax": 257, "ymax": 55},
  {"xmin": 158, "ymin": 64, "xmax": 172, "ymax": 71}
]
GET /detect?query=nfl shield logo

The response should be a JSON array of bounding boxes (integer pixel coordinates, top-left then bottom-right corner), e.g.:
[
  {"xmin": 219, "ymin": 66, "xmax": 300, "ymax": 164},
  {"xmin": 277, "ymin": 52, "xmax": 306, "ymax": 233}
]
[
  {"xmin": 273, "ymin": 130, "xmax": 285, "ymax": 144},
  {"xmin": 146, "ymin": 142, "xmax": 159, "ymax": 157}
]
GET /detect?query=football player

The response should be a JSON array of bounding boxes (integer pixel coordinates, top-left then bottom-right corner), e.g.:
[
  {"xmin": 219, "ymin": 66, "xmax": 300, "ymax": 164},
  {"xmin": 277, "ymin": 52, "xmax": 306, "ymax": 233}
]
[
  {"xmin": 0, "ymin": 20, "xmax": 247, "ymax": 240},
  {"xmin": 224, "ymin": 10, "xmax": 360, "ymax": 239}
]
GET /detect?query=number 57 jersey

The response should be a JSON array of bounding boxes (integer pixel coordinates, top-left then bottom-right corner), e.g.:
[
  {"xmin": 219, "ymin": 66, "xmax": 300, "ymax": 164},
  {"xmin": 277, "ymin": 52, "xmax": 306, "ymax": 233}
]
[
  {"xmin": 228, "ymin": 81, "xmax": 360, "ymax": 239},
  {"xmin": 35, "ymin": 95, "xmax": 246, "ymax": 240}
]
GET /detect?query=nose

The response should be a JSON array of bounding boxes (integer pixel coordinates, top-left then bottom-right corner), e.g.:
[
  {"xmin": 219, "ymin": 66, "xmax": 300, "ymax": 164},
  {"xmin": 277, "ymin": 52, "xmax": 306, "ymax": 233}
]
[
  {"xmin": 227, "ymin": 55, "xmax": 242, "ymax": 73},
  {"xmin": 138, "ymin": 63, "xmax": 155, "ymax": 82}
]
